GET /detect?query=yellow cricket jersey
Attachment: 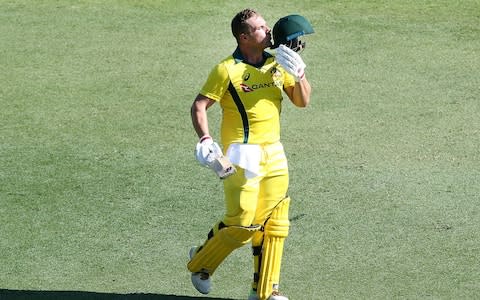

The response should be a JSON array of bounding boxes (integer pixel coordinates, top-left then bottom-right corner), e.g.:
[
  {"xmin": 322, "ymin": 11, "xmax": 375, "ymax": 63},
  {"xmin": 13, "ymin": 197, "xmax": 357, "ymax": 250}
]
[{"xmin": 200, "ymin": 48, "xmax": 296, "ymax": 147}]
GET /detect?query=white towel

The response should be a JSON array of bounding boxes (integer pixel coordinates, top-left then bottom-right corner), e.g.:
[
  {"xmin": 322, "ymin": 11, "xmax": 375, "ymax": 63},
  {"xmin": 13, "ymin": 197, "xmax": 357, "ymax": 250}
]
[{"xmin": 226, "ymin": 143, "xmax": 262, "ymax": 179}]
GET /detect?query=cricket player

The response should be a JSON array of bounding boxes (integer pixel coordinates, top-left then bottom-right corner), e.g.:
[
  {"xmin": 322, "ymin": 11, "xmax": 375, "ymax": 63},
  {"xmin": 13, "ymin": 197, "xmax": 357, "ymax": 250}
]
[{"xmin": 188, "ymin": 9, "xmax": 314, "ymax": 300}]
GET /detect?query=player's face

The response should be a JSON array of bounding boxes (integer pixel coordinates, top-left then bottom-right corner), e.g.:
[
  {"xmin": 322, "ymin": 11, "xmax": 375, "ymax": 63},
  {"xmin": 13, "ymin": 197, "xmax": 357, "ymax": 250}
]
[{"xmin": 245, "ymin": 15, "xmax": 272, "ymax": 49}]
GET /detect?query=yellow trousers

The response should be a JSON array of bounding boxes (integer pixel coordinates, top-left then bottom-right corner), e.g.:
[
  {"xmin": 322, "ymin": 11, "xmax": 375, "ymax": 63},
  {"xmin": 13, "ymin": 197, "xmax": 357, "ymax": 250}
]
[
  {"xmin": 187, "ymin": 142, "xmax": 290, "ymax": 298},
  {"xmin": 222, "ymin": 142, "xmax": 289, "ymax": 227}
]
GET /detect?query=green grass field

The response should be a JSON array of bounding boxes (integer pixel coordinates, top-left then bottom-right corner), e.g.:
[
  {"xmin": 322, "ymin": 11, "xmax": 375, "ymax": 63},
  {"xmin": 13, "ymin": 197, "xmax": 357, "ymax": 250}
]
[{"xmin": 1, "ymin": 1, "xmax": 479, "ymax": 299}]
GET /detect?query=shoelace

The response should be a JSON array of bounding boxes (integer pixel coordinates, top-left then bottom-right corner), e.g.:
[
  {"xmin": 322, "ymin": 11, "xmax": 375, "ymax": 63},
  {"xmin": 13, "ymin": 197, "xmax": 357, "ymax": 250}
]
[{"xmin": 199, "ymin": 272, "xmax": 209, "ymax": 280}]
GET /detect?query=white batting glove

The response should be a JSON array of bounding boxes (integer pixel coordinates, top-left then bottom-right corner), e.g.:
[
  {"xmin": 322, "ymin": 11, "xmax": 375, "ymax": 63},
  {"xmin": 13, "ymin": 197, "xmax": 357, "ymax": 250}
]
[
  {"xmin": 195, "ymin": 136, "xmax": 223, "ymax": 167},
  {"xmin": 276, "ymin": 44, "xmax": 306, "ymax": 82},
  {"xmin": 195, "ymin": 136, "xmax": 236, "ymax": 179}
]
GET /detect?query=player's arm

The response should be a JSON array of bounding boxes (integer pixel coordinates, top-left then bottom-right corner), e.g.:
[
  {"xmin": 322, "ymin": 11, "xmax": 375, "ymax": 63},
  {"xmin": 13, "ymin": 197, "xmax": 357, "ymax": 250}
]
[
  {"xmin": 284, "ymin": 76, "xmax": 311, "ymax": 108},
  {"xmin": 191, "ymin": 94, "xmax": 216, "ymax": 139},
  {"xmin": 191, "ymin": 94, "xmax": 236, "ymax": 179},
  {"xmin": 276, "ymin": 44, "xmax": 311, "ymax": 108}
]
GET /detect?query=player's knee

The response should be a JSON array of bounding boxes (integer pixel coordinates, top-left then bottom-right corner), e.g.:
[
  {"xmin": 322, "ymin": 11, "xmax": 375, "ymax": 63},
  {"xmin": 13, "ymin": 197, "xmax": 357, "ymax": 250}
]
[{"xmin": 223, "ymin": 206, "xmax": 257, "ymax": 227}]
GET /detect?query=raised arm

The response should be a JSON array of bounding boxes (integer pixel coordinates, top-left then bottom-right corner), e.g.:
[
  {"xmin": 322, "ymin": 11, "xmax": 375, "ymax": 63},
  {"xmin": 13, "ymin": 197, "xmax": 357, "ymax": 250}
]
[
  {"xmin": 284, "ymin": 76, "xmax": 311, "ymax": 107},
  {"xmin": 276, "ymin": 44, "xmax": 312, "ymax": 107}
]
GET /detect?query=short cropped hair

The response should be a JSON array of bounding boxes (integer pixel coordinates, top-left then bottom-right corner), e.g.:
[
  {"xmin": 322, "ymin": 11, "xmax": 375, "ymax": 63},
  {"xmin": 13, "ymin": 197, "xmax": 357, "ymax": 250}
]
[{"xmin": 231, "ymin": 8, "xmax": 258, "ymax": 40}]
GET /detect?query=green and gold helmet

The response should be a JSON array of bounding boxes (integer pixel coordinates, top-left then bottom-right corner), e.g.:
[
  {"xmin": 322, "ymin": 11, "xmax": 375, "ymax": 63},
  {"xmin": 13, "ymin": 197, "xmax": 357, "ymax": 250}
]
[{"xmin": 272, "ymin": 14, "xmax": 314, "ymax": 52}]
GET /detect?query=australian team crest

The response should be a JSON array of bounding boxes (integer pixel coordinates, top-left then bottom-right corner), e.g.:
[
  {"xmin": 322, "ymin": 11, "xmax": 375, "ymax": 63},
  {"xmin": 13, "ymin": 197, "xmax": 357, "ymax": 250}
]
[
  {"xmin": 271, "ymin": 67, "xmax": 282, "ymax": 78},
  {"xmin": 271, "ymin": 67, "xmax": 283, "ymax": 87}
]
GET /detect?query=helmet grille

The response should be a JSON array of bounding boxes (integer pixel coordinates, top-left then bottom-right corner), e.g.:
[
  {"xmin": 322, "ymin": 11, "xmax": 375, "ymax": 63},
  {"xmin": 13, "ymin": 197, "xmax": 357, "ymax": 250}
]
[{"xmin": 286, "ymin": 37, "xmax": 306, "ymax": 53}]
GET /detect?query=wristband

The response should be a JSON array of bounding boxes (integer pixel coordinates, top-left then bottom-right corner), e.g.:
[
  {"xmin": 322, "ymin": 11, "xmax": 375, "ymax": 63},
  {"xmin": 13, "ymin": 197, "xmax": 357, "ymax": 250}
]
[
  {"xmin": 199, "ymin": 135, "xmax": 212, "ymax": 143},
  {"xmin": 296, "ymin": 71, "xmax": 305, "ymax": 82}
]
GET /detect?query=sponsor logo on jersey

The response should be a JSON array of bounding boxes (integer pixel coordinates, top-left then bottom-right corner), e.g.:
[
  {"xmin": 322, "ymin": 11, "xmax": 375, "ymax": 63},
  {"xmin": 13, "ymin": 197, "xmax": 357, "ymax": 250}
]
[
  {"xmin": 241, "ymin": 82, "xmax": 277, "ymax": 92},
  {"xmin": 240, "ymin": 66, "xmax": 284, "ymax": 92},
  {"xmin": 240, "ymin": 83, "xmax": 254, "ymax": 92}
]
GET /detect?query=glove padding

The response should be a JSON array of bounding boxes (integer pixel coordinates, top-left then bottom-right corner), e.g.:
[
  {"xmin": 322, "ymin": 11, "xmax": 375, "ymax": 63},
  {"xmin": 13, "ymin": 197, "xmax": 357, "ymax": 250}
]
[
  {"xmin": 195, "ymin": 137, "xmax": 236, "ymax": 179},
  {"xmin": 195, "ymin": 137, "xmax": 223, "ymax": 166},
  {"xmin": 276, "ymin": 44, "xmax": 306, "ymax": 82}
]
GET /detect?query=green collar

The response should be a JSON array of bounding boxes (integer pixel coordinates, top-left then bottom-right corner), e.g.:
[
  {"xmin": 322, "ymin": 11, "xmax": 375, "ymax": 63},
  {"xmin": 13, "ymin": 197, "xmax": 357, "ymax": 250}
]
[{"xmin": 232, "ymin": 47, "xmax": 273, "ymax": 68}]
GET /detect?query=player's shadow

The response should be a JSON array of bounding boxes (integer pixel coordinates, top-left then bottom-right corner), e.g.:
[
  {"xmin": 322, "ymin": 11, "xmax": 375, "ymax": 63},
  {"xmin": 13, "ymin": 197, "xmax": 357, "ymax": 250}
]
[{"xmin": 0, "ymin": 289, "xmax": 239, "ymax": 300}]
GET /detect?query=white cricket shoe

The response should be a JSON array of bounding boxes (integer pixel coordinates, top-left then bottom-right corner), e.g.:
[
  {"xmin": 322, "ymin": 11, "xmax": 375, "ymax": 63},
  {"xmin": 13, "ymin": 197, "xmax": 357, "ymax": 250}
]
[
  {"xmin": 189, "ymin": 247, "xmax": 211, "ymax": 294},
  {"xmin": 248, "ymin": 289, "xmax": 289, "ymax": 300}
]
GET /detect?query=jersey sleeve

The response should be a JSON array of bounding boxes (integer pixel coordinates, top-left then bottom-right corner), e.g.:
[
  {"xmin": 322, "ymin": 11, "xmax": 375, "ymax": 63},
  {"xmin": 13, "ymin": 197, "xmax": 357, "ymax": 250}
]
[
  {"xmin": 282, "ymin": 70, "xmax": 296, "ymax": 88},
  {"xmin": 199, "ymin": 62, "xmax": 230, "ymax": 102}
]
